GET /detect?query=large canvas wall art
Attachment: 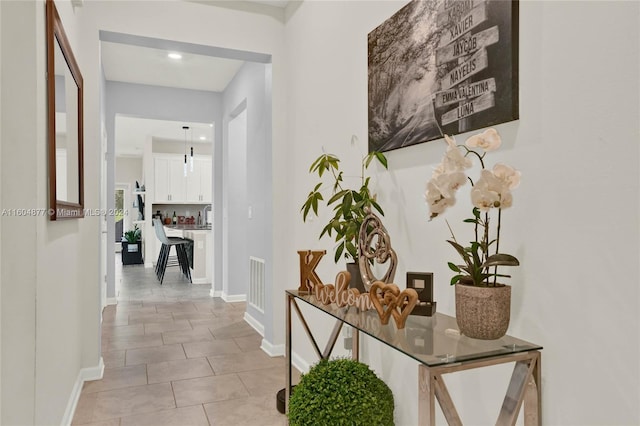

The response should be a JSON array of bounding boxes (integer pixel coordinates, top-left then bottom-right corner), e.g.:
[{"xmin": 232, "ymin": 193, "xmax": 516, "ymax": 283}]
[{"xmin": 368, "ymin": 0, "xmax": 519, "ymax": 152}]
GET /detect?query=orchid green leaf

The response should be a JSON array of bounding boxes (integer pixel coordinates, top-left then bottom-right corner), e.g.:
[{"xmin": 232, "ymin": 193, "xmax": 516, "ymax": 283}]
[
  {"xmin": 482, "ymin": 254, "xmax": 520, "ymax": 268},
  {"xmin": 450, "ymin": 275, "xmax": 463, "ymax": 285},
  {"xmin": 448, "ymin": 262, "xmax": 461, "ymax": 272}
]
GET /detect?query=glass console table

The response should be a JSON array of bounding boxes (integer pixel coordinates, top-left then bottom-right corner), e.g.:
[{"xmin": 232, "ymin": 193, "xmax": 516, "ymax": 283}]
[{"xmin": 285, "ymin": 290, "xmax": 543, "ymax": 425}]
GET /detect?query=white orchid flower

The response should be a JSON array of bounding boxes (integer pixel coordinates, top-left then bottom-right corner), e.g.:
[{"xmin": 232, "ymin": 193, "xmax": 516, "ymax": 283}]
[
  {"xmin": 492, "ymin": 163, "xmax": 521, "ymax": 190},
  {"xmin": 465, "ymin": 128, "xmax": 502, "ymax": 151},
  {"xmin": 471, "ymin": 186, "xmax": 499, "ymax": 211},
  {"xmin": 472, "ymin": 169, "xmax": 513, "ymax": 210},
  {"xmin": 442, "ymin": 144, "xmax": 472, "ymax": 172},
  {"xmin": 444, "ymin": 134, "xmax": 457, "ymax": 148},
  {"xmin": 431, "ymin": 162, "xmax": 445, "ymax": 179},
  {"xmin": 438, "ymin": 171, "xmax": 467, "ymax": 196},
  {"xmin": 425, "ymin": 176, "xmax": 460, "ymax": 219}
]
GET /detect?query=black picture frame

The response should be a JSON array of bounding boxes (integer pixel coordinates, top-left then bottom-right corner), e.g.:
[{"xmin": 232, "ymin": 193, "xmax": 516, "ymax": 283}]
[
  {"xmin": 368, "ymin": 0, "xmax": 519, "ymax": 153},
  {"xmin": 407, "ymin": 272, "xmax": 437, "ymax": 316}
]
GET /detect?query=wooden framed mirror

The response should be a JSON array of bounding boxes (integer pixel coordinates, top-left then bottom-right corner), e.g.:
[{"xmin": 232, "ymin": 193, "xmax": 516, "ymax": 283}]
[{"xmin": 47, "ymin": 0, "xmax": 84, "ymax": 220}]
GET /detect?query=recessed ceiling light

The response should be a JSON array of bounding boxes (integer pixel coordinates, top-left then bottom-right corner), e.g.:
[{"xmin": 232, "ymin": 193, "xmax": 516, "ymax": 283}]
[
  {"xmin": 167, "ymin": 52, "xmax": 182, "ymax": 60},
  {"xmin": 209, "ymin": 123, "xmax": 214, "ymax": 127},
  {"xmin": 199, "ymin": 136, "xmax": 206, "ymax": 141}
]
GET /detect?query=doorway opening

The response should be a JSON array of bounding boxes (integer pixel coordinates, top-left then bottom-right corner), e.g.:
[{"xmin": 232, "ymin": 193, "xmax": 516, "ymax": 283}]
[
  {"xmin": 99, "ymin": 31, "xmax": 273, "ymax": 342},
  {"xmin": 114, "ymin": 184, "xmax": 129, "ymax": 252},
  {"xmin": 114, "ymin": 187, "xmax": 125, "ymax": 245}
]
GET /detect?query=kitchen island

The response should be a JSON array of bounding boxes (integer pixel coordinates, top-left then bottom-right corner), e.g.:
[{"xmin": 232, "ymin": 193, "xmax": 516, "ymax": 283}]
[{"xmin": 163, "ymin": 224, "xmax": 212, "ymax": 285}]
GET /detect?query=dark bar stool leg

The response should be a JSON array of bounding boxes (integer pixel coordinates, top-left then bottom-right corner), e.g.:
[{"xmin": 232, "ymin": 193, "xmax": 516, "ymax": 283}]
[
  {"xmin": 156, "ymin": 245, "xmax": 164, "ymax": 278},
  {"xmin": 159, "ymin": 244, "xmax": 170, "ymax": 285},
  {"xmin": 157, "ymin": 244, "xmax": 167, "ymax": 281},
  {"xmin": 156, "ymin": 244, "xmax": 166, "ymax": 278},
  {"xmin": 183, "ymin": 244, "xmax": 192, "ymax": 283},
  {"xmin": 175, "ymin": 244, "xmax": 183, "ymax": 275},
  {"xmin": 181, "ymin": 245, "xmax": 189, "ymax": 278},
  {"xmin": 176, "ymin": 244, "xmax": 185, "ymax": 275},
  {"xmin": 176, "ymin": 244, "xmax": 192, "ymax": 283}
]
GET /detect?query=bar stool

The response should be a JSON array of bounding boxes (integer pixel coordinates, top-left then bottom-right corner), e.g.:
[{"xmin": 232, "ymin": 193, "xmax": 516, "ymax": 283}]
[{"xmin": 153, "ymin": 218, "xmax": 192, "ymax": 284}]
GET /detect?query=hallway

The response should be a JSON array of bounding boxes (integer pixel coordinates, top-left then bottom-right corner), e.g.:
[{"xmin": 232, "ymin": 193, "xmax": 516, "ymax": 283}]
[{"xmin": 72, "ymin": 264, "xmax": 288, "ymax": 425}]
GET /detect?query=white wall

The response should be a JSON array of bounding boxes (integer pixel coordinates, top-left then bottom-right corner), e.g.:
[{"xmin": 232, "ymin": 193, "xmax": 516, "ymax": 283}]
[
  {"xmin": 225, "ymin": 107, "xmax": 249, "ymax": 298},
  {"xmin": 286, "ymin": 1, "xmax": 639, "ymax": 425},
  {"xmin": 0, "ymin": 0, "xmax": 4, "ymax": 421},
  {"xmin": 222, "ymin": 62, "xmax": 273, "ymax": 335},
  {"xmin": 1, "ymin": 0, "xmax": 102, "ymax": 424},
  {"xmin": 115, "ymin": 156, "xmax": 142, "ymax": 186}
]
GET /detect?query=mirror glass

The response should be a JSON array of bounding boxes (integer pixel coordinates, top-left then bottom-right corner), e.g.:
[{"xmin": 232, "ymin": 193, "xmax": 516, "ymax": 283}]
[
  {"xmin": 53, "ymin": 36, "xmax": 79, "ymax": 204},
  {"xmin": 47, "ymin": 0, "xmax": 84, "ymax": 220}
]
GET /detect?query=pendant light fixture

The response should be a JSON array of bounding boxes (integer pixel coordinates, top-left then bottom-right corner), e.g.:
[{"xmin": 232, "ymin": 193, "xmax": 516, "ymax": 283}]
[
  {"xmin": 183, "ymin": 125, "xmax": 189, "ymax": 177},
  {"xmin": 190, "ymin": 127, "xmax": 194, "ymax": 172}
]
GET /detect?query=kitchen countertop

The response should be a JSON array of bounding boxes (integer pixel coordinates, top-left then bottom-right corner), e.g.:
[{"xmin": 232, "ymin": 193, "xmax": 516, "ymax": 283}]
[{"xmin": 164, "ymin": 224, "xmax": 212, "ymax": 231}]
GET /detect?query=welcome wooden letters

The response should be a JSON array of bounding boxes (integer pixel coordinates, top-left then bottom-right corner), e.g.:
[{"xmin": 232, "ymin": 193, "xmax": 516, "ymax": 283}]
[{"xmin": 314, "ymin": 271, "xmax": 374, "ymax": 311}]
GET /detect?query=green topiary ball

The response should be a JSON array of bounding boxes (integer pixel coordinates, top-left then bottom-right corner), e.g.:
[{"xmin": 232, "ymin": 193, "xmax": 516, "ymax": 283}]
[{"xmin": 288, "ymin": 358, "xmax": 394, "ymax": 426}]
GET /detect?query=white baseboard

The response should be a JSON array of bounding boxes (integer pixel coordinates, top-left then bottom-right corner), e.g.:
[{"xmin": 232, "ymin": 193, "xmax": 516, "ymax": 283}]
[
  {"xmin": 61, "ymin": 357, "xmax": 105, "ymax": 426},
  {"xmin": 244, "ymin": 312, "xmax": 264, "ymax": 336},
  {"xmin": 144, "ymin": 262, "xmax": 153, "ymax": 268},
  {"xmin": 190, "ymin": 277, "xmax": 209, "ymax": 285},
  {"xmin": 106, "ymin": 297, "xmax": 117, "ymax": 306},
  {"xmin": 210, "ymin": 289, "xmax": 222, "ymax": 298},
  {"xmin": 261, "ymin": 339, "xmax": 284, "ymax": 357},
  {"xmin": 221, "ymin": 293, "xmax": 246, "ymax": 303},
  {"xmin": 292, "ymin": 350, "xmax": 311, "ymax": 374}
]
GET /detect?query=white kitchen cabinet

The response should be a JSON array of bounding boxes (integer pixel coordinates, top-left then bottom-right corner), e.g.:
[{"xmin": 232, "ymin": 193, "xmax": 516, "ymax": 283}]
[
  {"xmin": 186, "ymin": 157, "xmax": 212, "ymax": 203},
  {"xmin": 155, "ymin": 155, "xmax": 211, "ymax": 204},
  {"xmin": 154, "ymin": 156, "xmax": 186, "ymax": 203}
]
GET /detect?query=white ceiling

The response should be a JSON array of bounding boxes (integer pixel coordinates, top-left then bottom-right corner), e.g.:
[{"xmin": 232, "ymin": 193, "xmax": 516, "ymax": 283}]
[
  {"xmin": 101, "ymin": 42, "xmax": 245, "ymax": 92},
  {"xmin": 104, "ymin": 0, "xmax": 290, "ymax": 157},
  {"xmin": 252, "ymin": 0, "xmax": 290, "ymax": 7},
  {"xmin": 115, "ymin": 116, "xmax": 213, "ymax": 157},
  {"xmin": 103, "ymin": 41, "xmax": 228, "ymax": 157}
]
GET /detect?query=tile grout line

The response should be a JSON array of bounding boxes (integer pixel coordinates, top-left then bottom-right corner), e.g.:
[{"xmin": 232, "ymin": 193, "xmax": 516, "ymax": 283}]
[
  {"xmin": 170, "ymin": 380, "xmax": 178, "ymax": 409},
  {"xmin": 180, "ymin": 342, "xmax": 188, "ymax": 359},
  {"xmin": 201, "ymin": 403, "xmax": 213, "ymax": 426},
  {"xmin": 205, "ymin": 356, "xmax": 217, "ymax": 376}
]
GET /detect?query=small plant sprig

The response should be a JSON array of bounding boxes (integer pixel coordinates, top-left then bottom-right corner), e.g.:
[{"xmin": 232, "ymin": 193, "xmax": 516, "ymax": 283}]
[
  {"xmin": 302, "ymin": 150, "xmax": 388, "ymax": 262},
  {"xmin": 123, "ymin": 225, "xmax": 141, "ymax": 243}
]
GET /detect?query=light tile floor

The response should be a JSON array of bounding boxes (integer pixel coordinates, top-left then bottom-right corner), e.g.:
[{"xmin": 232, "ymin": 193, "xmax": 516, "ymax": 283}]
[{"xmin": 72, "ymin": 262, "xmax": 294, "ymax": 426}]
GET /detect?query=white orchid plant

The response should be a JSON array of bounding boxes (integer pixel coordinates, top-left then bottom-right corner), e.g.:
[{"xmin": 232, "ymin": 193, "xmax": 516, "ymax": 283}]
[{"xmin": 426, "ymin": 128, "xmax": 521, "ymax": 287}]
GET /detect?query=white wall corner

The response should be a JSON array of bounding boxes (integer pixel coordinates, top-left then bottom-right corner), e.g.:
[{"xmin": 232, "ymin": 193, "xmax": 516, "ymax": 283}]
[
  {"xmin": 244, "ymin": 311, "xmax": 264, "ymax": 336},
  {"xmin": 291, "ymin": 350, "xmax": 311, "ymax": 374},
  {"xmin": 60, "ymin": 358, "xmax": 104, "ymax": 426},
  {"xmin": 260, "ymin": 339, "xmax": 284, "ymax": 357}
]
